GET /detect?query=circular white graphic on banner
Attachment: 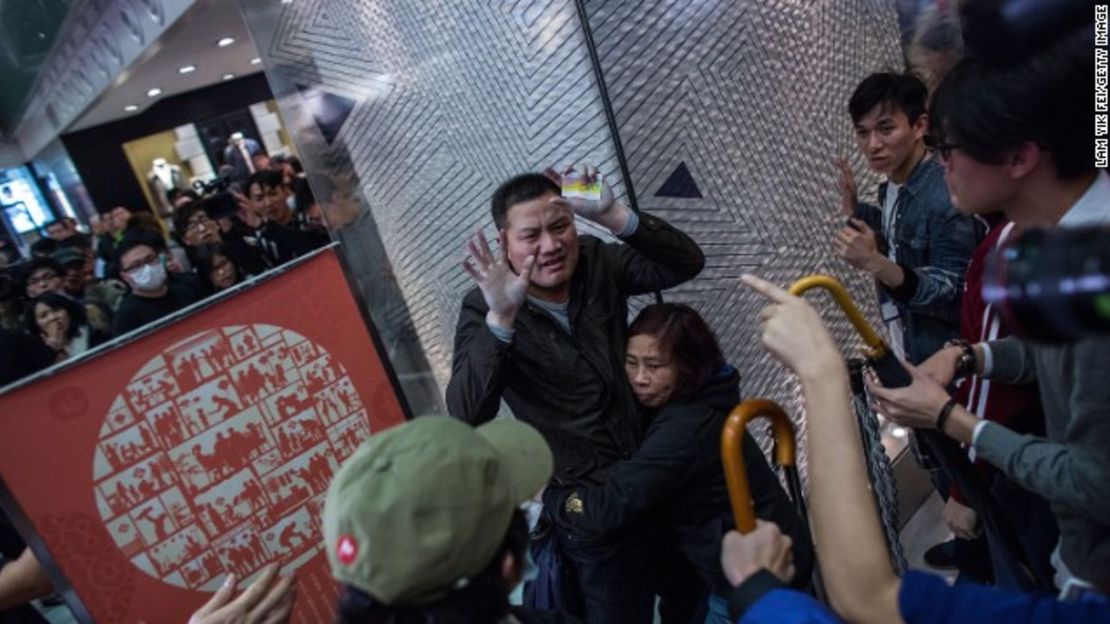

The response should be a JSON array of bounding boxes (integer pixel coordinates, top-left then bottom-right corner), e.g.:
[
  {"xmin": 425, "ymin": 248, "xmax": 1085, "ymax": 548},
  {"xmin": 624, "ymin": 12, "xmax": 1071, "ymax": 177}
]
[{"xmin": 92, "ymin": 325, "xmax": 371, "ymax": 590}]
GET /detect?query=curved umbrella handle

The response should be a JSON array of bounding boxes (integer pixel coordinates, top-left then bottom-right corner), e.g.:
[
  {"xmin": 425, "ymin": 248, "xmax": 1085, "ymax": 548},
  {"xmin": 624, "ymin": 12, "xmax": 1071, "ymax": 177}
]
[
  {"xmin": 788, "ymin": 274, "xmax": 912, "ymax": 387},
  {"xmin": 722, "ymin": 399, "xmax": 796, "ymax": 533},
  {"xmin": 788, "ymin": 275, "xmax": 887, "ymax": 358}
]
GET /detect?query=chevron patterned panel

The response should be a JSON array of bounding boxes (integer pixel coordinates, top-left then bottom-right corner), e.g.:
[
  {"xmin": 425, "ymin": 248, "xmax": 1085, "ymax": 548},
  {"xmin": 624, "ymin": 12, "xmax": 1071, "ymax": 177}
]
[
  {"xmin": 241, "ymin": 0, "xmax": 904, "ymax": 458},
  {"xmin": 584, "ymin": 0, "xmax": 903, "ymax": 468},
  {"xmin": 240, "ymin": 0, "xmax": 629, "ymax": 396}
]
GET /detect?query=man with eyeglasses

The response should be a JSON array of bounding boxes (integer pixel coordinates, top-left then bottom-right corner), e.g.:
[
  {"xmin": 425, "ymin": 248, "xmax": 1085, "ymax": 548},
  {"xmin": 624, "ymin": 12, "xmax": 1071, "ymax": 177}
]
[
  {"xmin": 18, "ymin": 258, "xmax": 66, "ymax": 300},
  {"xmin": 868, "ymin": 27, "xmax": 1110, "ymax": 598},
  {"xmin": 110, "ymin": 228, "xmax": 206, "ymax": 337},
  {"xmin": 173, "ymin": 202, "xmax": 270, "ymax": 278}
]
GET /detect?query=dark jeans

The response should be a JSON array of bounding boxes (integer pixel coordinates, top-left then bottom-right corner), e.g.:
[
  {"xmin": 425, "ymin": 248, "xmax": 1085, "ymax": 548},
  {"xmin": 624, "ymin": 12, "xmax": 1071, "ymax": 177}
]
[
  {"xmin": 989, "ymin": 473, "xmax": 1059, "ymax": 590},
  {"xmin": 651, "ymin": 537, "xmax": 707, "ymax": 624},
  {"xmin": 557, "ymin": 522, "xmax": 656, "ymax": 624}
]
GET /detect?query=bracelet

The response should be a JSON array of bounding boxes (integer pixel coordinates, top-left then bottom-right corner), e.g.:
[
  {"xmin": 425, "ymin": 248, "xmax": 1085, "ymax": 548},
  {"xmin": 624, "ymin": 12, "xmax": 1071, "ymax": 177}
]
[{"xmin": 936, "ymin": 399, "xmax": 957, "ymax": 432}]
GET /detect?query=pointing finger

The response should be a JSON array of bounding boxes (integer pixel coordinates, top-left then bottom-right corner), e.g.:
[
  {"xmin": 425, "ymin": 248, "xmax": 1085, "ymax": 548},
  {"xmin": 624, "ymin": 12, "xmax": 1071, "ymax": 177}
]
[{"xmin": 740, "ymin": 274, "xmax": 792, "ymax": 304}]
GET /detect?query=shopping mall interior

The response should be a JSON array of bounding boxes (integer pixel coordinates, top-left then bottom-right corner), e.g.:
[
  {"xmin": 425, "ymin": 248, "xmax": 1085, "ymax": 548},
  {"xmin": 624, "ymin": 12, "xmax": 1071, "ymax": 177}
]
[{"xmin": 0, "ymin": 0, "xmax": 1103, "ymax": 622}]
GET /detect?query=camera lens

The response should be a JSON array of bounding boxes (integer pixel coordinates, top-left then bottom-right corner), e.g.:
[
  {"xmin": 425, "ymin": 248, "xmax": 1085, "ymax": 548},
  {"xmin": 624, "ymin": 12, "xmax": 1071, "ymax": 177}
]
[{"xmin": 984, "ymin": 226, "xmax": 1110, "ymax": 342}]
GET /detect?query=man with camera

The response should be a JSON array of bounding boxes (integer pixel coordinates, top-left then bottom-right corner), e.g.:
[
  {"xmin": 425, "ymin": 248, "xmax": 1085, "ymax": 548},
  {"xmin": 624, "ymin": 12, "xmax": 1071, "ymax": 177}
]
[
  {"xmin": 867, "ymin": 27, "xmax": 1110, "ymax": 596},
  {"xmin": 172, "ymin": 201, "xmax": 270, "ymax": 279},
  {"xmin": 242, "ymin": 170, "xmax": 329, "ymax": 265}
]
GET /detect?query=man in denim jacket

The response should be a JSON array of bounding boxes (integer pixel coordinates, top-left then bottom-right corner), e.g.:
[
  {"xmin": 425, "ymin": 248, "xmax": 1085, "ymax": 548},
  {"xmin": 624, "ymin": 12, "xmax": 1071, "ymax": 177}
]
[{"xmin": 833, "ymin": 72, "xmax": 980, "ymax": 365}]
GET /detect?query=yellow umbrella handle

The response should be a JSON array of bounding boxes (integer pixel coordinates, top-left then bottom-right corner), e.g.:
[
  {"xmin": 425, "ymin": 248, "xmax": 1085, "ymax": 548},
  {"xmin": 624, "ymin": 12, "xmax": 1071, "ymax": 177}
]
[
  {"xmin": 722, "ymin": 399, "xmax": 796, "ymax": 533},
  {"xmin": 788, "ymin": 274, "xmax": 913, "ymax": 387},
  {"xmin": 788, "ymin": 275, "xmax": 887, "ymax": 358}
]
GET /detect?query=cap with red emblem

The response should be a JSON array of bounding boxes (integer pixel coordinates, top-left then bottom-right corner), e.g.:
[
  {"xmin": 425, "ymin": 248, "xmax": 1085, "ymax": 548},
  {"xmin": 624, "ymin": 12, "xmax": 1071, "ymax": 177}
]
[{"xmin": 321, "ymin": 415, "xmax": 551, "ymax": 605}]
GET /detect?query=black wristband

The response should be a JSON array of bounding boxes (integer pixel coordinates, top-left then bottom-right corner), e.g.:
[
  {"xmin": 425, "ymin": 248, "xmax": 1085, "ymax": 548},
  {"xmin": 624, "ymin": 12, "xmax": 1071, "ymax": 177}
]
[
  {"xmin": 936, "ymin": 399, "xmax": 957, "ymax": 432},
  {"xmin": 728, "ymin": 569, "xmax": 786, "ymax": 621}
]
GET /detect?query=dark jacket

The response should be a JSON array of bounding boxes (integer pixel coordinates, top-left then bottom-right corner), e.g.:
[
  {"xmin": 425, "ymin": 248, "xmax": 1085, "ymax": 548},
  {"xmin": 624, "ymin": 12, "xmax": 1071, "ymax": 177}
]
[
  {"xmin": 0, "ymin": 329, "xmax": 55, "ymax": 386},
  {"xmin": 111, "ymin": 273, "xmax": 207, "ymax": 337},
  {"xmin": 853, "ymin": 157, "xmax": 981, "ymax": 364},
  {"xmin": 545, "ymin": 369, "xmax": 815, "ymax": 592},
  {"xmin": 256, "ymin": 220, "xmax": 329, "ymax": 266},
  {"xmin": 446, "ymin": 212, "xmax": 704, "ymax": 484}
]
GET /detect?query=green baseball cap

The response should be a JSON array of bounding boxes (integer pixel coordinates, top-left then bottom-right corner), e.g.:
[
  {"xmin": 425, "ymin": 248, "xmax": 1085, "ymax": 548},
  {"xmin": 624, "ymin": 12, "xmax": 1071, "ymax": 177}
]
[
  {"xmin": 322, "ymin": 415, "xmax": 552, "ymax": 605},
  {"xmin": 51, "ymin": 247, "xmax": 86, "ymax": 266}
]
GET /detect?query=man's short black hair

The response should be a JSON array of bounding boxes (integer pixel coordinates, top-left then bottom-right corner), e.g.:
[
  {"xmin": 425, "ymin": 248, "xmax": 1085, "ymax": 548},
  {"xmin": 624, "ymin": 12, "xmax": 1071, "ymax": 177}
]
[
  {"xmin": 274, "ymin": 155, "xmax": 304, "ymax": 174},
  {"xmin": 172, "ymin": 201, "xmax": 207, "ymax": 237},
  {"xmin": 19, "ymin": 257, "xmax": 65, "ymax": 294},
  {"xmin": 30, "ymin": 237, "xmax": 58, "ymax": 257},
  {"xmin": 56, "ymin": 235, "xmax": 91, "ymax": 252},
  {"xmin": 248, "ymin": 169, "xmax": 284, "ymax": 193},
  {"xmin": 490, "ymin": 173, "xmax": 560, "ymax": 230},
  {"xmin": 848, "ymin": 72, "xmax": 928, "ymax": 125},
  {"xmin": 929, "ymin": 25, "xmax": 1093, "ymax": 180},
  {"xmin": 115, "ymin": 228, "xmax": 167, "ymax": 266}
]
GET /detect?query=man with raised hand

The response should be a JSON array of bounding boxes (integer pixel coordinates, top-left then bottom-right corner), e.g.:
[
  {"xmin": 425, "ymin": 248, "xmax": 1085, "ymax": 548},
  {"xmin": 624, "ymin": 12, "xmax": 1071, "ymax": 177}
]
[{"xmin": 447, "ymin": 165, "xmax": 704, "ymax": 624}]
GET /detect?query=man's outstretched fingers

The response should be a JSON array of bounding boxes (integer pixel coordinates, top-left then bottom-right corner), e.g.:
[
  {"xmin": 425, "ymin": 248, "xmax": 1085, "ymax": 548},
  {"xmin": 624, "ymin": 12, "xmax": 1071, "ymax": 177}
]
[
  {"xmin": 195, "ymin": 574, "xmax": 237, "ymax": 618},
  {"xmin": 476, "ymin": 229, "xmax": 493, "ymax": 261},
  {"xmin": 229, "ymin": 564, "xmax": 280, "ymax": 613},
  {"xmin": 186, "ymin": 574, "xmax": 237, "ymax": 623},
  {"xmin": 250, "ymin": 573, "xmax": 295, "ymax": 621},
  {"xmin": 516, "ymin": 254, "xmax": 537, "ymax": 285},
  {"xmin": 462, "ymin": 258, "xmax": 481, "ymax": 281},
  {"xmin": 466, "ymin": 237, "xmax": 484, "ymax": 266}
]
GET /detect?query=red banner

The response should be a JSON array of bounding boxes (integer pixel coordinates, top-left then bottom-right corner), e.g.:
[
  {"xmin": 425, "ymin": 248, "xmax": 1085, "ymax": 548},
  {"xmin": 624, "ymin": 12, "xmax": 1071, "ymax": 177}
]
[{"xmin": 0, "ymin": 248, "xmax": 407, "ymax": 622}]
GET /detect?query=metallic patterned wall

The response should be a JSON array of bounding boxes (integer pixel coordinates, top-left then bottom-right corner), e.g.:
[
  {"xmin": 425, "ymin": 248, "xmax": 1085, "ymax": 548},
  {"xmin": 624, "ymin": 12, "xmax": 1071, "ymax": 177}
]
[
  {"xmin": 583, "ymin": 0, "xmax": 902, "ymax": 446},
  {"xmin": 238, "ymin": 0, "xmax": 902, "ymax": 430}
]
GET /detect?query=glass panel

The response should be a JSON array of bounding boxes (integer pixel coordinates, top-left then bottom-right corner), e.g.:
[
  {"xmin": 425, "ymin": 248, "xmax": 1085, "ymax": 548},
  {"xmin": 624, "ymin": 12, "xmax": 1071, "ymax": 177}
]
[
  {"xmin": 0, "ymin": 0, "xmax": 78, "ymax": 129},
  {"xmin": 0, "ymin": 166, "xmax": 54, "ymax": 235}
]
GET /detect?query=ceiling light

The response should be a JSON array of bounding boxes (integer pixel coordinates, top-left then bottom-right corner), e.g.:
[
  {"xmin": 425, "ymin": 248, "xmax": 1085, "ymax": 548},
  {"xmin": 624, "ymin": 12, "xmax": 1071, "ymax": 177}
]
[
  {"xmin": 147, "ymin": 88, "xmax": 162, "ymax": 97},
  {"xmin": 124, "ymin": 105, "xmax": 138, "ymax": 112},
  {"xmin": 250, "ymin": 57, "xmax": 262, "ymax": 65},
  {"xmin": 223, "ymin": 73, "xmax": 235, "ymax": 81},
  {"xmin": 178, "ymin": 65, "xmax": 196, "ymax": 74},
  {"xmin": 217, "ymin": 37, "xmax": 235, "ymax": 47}
]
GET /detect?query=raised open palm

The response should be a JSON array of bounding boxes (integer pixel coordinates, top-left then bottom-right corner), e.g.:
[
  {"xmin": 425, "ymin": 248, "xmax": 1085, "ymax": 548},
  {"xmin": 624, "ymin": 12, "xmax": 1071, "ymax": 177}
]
[{"xmin": 462, "ymin": 230, "xmax": 535, "ymax": 328}]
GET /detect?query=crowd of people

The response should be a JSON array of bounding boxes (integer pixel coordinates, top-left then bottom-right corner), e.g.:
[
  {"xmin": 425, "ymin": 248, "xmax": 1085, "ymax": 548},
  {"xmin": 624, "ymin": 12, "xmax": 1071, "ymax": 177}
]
[
  {"xmin": 0, "ymin": 6, "xmax": 1106, "ymax": 624},
  {"xmin": 0, "ymin": 156, "xmax": 329, "ymax": 387}
]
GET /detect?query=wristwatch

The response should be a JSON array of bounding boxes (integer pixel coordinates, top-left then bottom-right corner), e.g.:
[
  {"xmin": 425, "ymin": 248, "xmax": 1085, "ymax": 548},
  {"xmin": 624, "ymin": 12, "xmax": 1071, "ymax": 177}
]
[{"xmin": 946, "ymin": 339, "xmax": 977, "ymax": 377}]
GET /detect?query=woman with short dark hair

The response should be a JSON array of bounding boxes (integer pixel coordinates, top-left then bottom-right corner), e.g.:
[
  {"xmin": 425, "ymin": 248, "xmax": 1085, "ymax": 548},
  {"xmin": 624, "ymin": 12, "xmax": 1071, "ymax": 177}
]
[
  {"xmin": 192, "ymin": 243, "xmax": 243, "ymax": 293},
  {"xmin": 26, "ymin": 292, "xmax": 106, "ymax": 361},
  {"xmin": 545, "ymin": 303, "xmax": 815, "ymax": 623}
]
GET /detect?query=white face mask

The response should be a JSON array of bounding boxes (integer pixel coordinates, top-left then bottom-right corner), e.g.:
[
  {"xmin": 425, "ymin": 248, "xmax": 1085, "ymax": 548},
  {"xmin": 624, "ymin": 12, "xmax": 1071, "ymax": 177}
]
[{"xmin": 128, "ymin": 258, "xmax": 168, "ymax": 292}]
